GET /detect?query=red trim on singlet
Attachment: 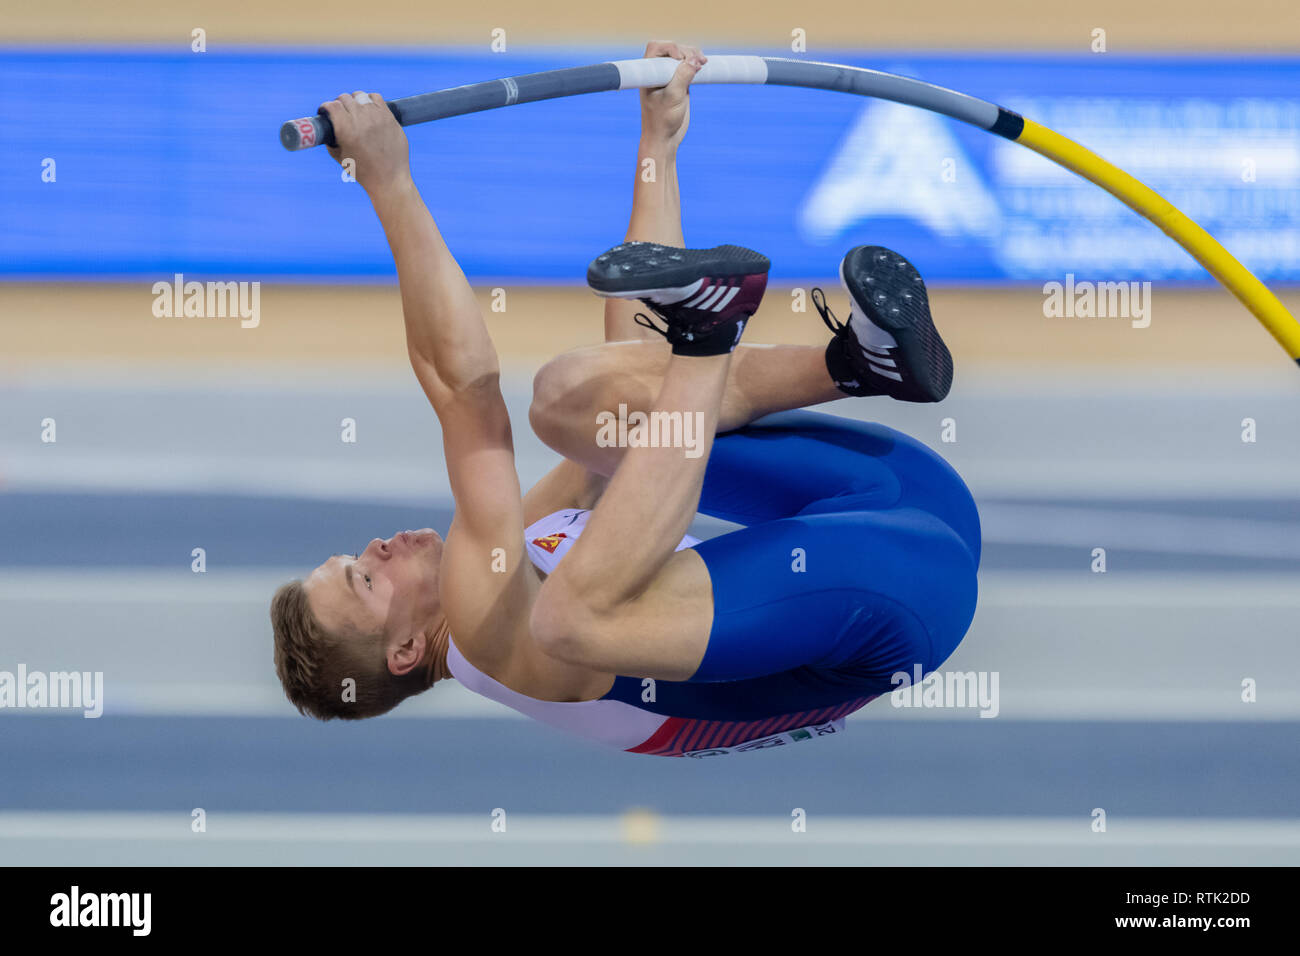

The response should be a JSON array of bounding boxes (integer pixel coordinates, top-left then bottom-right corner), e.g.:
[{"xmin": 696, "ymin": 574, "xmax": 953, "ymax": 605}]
[{"xmin": 626, "ymin": 694, "xmax": 879, "ymax": 757}]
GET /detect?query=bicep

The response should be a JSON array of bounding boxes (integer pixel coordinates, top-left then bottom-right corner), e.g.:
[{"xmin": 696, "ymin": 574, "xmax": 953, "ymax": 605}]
[
  {"xmin": 420, "ymin": 363, "xmax": 525, "ymax": 540},
  {"xmin": 434, "ymin": 385, "xmax": 534, "ymax": 654}
]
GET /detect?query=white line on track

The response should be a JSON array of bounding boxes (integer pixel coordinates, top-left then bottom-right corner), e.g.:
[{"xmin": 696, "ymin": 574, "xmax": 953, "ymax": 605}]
[{"xmin": 2, "ymin": 813, "xmax": 1297, "ymax": 847}]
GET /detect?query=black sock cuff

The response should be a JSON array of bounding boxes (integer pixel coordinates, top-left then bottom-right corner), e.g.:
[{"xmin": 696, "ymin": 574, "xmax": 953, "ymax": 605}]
[
  {"xmin": 669, "ymin": 318, "xmax": 747, "ymax": 356},
  {"xmin": 824, "ymin": 334, "xmax": 882, "ymax": 396}
]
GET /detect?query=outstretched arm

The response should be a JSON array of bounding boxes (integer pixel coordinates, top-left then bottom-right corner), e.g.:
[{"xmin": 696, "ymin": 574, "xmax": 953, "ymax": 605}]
[
  {"xmin": 604, "ymin": 42, "xmax": 707, "ymax": 343},
  {"xmin": 321, "ymin": 92, "xmax": 525, "ymax": 550}
]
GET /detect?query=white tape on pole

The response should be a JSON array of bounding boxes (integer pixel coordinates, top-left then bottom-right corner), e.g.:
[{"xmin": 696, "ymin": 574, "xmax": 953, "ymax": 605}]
[{"xmin": 611, "ymin": 55, "xmax": 769, "ymax": 90}]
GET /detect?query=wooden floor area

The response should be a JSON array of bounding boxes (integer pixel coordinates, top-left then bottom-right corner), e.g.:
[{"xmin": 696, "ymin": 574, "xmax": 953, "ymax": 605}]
[
  {"xmin": 2, "ymin": 283, "xmax": 1291, "ymax": 375},
  {"xmin": 8, "ymin": 0, "xmax": 1299, "ymax": 50}
]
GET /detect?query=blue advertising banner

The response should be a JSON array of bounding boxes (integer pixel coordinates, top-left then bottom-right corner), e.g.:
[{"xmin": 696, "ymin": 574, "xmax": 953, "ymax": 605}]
[{"xmin": 3, "ymin": 48, "xmax": 1298, "ymax": 282}]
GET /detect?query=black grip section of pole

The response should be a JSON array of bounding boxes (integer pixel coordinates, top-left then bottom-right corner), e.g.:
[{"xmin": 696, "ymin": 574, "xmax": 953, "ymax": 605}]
[
  {"xmin": 312, "ymin": 101, "xmax": 403, "ymax": 148},
  {"xmin": 314, "ymin": 107, "xmax": 336, "ymax": 148}
]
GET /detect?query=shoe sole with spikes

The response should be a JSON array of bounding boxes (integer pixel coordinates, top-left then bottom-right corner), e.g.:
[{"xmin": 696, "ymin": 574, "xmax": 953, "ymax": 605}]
[{"xmin": 840, "ymin": 245, "xmax": 953, "ymax": 403}]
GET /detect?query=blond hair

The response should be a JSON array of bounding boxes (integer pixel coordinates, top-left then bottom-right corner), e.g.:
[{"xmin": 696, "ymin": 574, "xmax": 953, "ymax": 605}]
[{"xmin": 270, "ymin": 579, "xmax": 429, "ymax": 720}]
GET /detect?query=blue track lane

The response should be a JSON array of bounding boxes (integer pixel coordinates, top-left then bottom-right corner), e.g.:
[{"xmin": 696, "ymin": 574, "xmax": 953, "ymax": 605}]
[
  {"xmin": 1, "ymin": 715, "xmax": 1294, "ymax": 817},
  {"xmin": 3, "ymin": 492, "xmax": 1299, "ymax": 570}
]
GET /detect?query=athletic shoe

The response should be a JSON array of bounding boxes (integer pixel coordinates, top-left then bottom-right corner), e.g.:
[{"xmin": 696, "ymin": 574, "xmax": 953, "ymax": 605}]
[
  {"xmin": 587, "ymin": 241, "xmax": 770, "ymax": 356},
  {"xmin": 814, "ymin": 245, "xmax": 953, "ymax": 402}
]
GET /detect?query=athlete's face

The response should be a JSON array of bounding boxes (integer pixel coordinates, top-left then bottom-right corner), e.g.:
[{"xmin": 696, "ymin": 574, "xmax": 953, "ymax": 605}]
[{"xmin": 304, "ymin": 530, "xmax": 445, "ymax": 664}]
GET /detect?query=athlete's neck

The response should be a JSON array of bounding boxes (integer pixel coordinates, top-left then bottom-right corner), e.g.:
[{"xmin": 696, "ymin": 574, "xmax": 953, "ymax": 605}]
[{"xmin": 423, "ymin": 615, "xmax": 453, "ymax": 686}]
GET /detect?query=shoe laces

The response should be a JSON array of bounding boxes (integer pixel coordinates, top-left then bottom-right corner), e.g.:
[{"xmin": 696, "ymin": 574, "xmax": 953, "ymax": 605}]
[
  {"xmin": 810, "ymin": 287, "xmax": 843, "ymax": 334},
  {"xmin": 632, "ymin": 311, "xmax": 669, "ymax": 338}
]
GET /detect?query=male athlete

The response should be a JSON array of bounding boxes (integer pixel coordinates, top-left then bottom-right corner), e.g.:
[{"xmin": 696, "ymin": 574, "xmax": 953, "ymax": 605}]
[{"xmin": 272, "ymin": 42, "xmax": 980, "ymax": 757}]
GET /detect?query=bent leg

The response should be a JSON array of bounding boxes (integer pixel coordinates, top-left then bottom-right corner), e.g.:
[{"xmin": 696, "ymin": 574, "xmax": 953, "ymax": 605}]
[
  {"xmin": 690, "ymin": 506, "xmax": 978, "ymax": 684},
  {"xmin": 530, "ymin": 347, "xmax": 980, "ymax": 683},
  {"xmin": 530, "ymin": 349, "xmax": 731, "ymax": 679},
  {"xmin": 699, "ymin": 409, "xmax": 982, "ymax": 564},
  {"xmin": 530, "ymin": 344, "xmax": 979, "ymax": 563},
  {"xmin": 685, "ymin": 413, "xmax": 983, "ymax": 684}
]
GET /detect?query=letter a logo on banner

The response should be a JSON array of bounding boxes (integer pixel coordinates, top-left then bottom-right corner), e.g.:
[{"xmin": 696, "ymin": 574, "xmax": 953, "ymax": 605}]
[{"xmin": 799, "ymin": 99, "xmax": 1002, "ymax": 243}]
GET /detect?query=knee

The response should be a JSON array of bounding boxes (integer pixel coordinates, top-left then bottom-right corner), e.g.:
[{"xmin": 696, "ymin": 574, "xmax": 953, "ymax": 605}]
[{"xmin": 529, "ymin": 353, "xmax": 585, "ymax": 444}]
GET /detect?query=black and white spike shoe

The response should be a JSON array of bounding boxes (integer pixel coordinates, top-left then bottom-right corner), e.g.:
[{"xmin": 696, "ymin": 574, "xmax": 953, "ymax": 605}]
[
  {"xmin": 814, "ymin": 245, "xmax": 953, "ymax": 403},
  {"xmin": 587, "ymin": 241, "xmax": 770, "ymax": 356}
]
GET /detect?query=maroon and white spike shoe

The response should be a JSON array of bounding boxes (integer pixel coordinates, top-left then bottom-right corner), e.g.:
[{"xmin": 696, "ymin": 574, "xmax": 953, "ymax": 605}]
[{"xmin": 587, "ymin": 241, "xmax": 771, "ymax": 355}]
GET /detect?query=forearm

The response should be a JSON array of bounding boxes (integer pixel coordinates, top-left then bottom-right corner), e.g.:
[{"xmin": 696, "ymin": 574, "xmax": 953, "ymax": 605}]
[
  {"xmin": 369, "ymin": 177, "xmax": 499, "ymax": 393},
  {"xmin": 605, "ymin": 136, "xmax": 684, "ymax": 341}
]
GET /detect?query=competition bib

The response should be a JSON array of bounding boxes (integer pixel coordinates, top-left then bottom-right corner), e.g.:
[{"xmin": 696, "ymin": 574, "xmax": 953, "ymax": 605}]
[{"xmin": 681, "ymin": 718, "xmax": 847, "ymax": 757}]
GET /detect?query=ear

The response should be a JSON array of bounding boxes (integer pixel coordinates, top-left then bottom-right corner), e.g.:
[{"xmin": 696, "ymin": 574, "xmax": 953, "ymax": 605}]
[{"xmin": 388, "ymin": 632, "xmax": 428, "ymax": 677}]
